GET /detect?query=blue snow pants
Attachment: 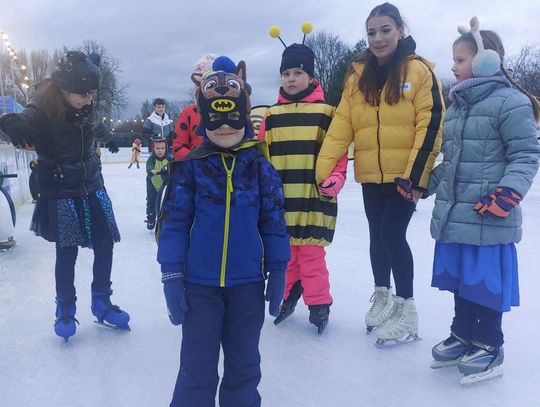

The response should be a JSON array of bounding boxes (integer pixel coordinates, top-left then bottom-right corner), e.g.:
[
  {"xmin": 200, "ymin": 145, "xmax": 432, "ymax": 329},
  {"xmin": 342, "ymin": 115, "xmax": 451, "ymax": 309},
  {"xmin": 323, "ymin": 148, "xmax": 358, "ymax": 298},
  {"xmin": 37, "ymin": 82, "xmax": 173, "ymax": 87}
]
[{"xmin": 170, "ymin": 281, "xmax": 265, "ymax": 407}]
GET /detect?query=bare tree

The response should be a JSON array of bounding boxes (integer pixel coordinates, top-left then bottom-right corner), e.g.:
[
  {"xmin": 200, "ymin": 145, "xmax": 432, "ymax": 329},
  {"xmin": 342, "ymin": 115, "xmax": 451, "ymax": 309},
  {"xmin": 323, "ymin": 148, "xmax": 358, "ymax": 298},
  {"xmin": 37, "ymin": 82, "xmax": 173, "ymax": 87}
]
[
  {"xmin": 30, "ymin": 49, "xmax": 51, "ymax": 85},
  {"xmin": 508, "ymin": 44, "xmax": 540, "ymax": 97},
  {"xmin": 140, "ymin": 99, "xmax": 153, "ymax": 119},
  {"xmin": 76, "ymin": 40, "xmax": 128, "ymax": 119},
  {"xmin": 306, "ymin": 31, "xmax": 350, "ymax": 99}
]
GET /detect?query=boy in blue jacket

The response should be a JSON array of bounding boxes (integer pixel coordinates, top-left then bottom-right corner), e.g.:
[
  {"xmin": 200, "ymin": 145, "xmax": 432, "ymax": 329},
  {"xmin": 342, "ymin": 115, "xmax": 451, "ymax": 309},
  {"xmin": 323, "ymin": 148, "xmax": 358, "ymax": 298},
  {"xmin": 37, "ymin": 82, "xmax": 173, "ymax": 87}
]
[{"xmin": 156, "ymin": 56, "xmax": 290, "ymax": 407}]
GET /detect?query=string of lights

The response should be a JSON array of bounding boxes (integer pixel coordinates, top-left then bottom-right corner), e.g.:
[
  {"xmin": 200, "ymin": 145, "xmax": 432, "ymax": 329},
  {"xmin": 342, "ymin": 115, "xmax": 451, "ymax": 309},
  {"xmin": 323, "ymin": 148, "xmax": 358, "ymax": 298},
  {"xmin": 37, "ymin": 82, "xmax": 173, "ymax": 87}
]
[{"xmin": 0, "ymin": 30, "xmax": 31, "ymax": 109}]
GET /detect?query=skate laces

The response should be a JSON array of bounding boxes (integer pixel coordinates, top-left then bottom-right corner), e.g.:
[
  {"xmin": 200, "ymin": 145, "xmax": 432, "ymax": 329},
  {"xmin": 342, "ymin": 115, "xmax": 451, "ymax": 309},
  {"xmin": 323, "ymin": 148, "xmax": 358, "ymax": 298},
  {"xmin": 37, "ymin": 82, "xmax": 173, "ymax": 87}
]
[
  {"xmin": 368, "ymin": 290, "xmax": 387, "ymax": 314},
  {"xmin": 382, "ymin": 301, "xmax": 405, "ymax": 330}
]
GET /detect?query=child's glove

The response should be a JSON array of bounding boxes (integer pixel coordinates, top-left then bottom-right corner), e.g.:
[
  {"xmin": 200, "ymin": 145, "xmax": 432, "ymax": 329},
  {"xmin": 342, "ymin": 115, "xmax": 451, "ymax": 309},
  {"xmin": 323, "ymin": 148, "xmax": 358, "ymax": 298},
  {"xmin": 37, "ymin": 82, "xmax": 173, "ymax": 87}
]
[
  {"xmin": 162, "ymin": 275, "xmax": 188, "ymax": 325},
  {"xmin": 265, "ymin": 270, "xmax": 286, "ymax": 317},
  {"xmin": 106, "ymin": 140, "xmax": 119, "ymax": 154},
  {"xmin": 0, "ymin": 116, "xmax": 36, "ymax": 148},
  {"xmin": 318, "ymin": 174, "xmax": 345, "ymax": 197},
  {"xmin": 474, "ymin": 187, "xmax": 522, "ymax": 218}
]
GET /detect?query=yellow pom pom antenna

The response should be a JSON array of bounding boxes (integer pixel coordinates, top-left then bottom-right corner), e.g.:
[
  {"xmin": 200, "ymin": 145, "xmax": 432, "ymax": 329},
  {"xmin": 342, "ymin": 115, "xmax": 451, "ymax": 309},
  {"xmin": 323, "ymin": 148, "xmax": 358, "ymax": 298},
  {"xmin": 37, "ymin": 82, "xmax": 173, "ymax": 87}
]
[
  {"xmin": 301, "ymin": 22, "xmax": 314, "ymax": 44},
  {"xmin": 268, "ymin": 25, "xmax": 287, "ymax": 48}
]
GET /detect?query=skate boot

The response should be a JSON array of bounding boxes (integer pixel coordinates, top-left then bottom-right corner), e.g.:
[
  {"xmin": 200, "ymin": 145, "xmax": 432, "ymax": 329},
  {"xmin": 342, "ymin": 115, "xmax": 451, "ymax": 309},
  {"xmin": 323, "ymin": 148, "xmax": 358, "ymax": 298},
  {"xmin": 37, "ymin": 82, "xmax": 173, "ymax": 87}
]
[
  {"xmin": 274, "ymin": 280, "xmax": 303, "ymax": 325},
  {"xmin": 136, "ymin": 162, "xmax": 140, "ymax": 169},
  {"xmin": 91, "ymin": 289, "xmax": 130, "ymax": 330},
  {"xmin": 128, "ymin": 163, "xmax": 133, "ymax": 169},
  {"xmin": 146, "ymin": 214, "xmax": 156, "ymax": 230},
  {"xmin": 375, "ymin": 296, "xmax": 420, "ymax": 348},
  {"xmin": 458, "ymin": 341, "xmax": 504, "ymax": 385},
  {"xmin": 364, "ymin": 286, "xmax": 394, "ymax": 333},
  {"xmin": 431, "ymin": 332, "xmax": 470, "ymax": 369},
  {"xmin": 308, "ymin": 304, "xmax": 330, "ymax": 334},
  {"xmin": 54, "ymin": 295, "xmax": 79, "ymax": 344}
]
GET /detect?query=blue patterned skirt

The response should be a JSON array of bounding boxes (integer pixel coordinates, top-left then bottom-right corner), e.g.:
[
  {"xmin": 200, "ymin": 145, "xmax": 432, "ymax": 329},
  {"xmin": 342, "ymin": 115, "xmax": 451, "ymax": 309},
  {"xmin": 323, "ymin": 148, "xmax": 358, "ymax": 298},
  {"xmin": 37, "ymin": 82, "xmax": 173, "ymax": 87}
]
[
  {"xmin": 432, "ymin": 242, "xmax": 519, "ymax": 312},
  {"xmin": 30, "ymin": 187, "xmax": 120, "ymax": 248}
]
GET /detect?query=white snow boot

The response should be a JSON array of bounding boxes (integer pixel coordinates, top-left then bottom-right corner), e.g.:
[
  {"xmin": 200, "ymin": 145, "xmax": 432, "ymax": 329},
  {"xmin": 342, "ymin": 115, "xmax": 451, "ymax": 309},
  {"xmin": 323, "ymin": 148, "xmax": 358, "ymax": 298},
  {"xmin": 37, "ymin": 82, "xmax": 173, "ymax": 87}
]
[
  {"xmin": 375, "ymin": 296, "xmax": 420, "ymax": 348},
  {"xmin": 364, "ymin": 286, "xmax": 394, "ymax": 333}
]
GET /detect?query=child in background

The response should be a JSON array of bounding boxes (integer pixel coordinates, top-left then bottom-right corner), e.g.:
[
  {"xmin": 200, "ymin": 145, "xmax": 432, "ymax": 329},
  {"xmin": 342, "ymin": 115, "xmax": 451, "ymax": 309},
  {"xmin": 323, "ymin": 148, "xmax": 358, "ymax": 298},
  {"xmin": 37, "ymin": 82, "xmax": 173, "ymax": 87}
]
[
  {"xmin": 157, "ymin": 56, "xmax": 290, "ymax": 407},
  {"xmin": 128, "ymin": 138, "xmax": 142, "ymax": 169},
  {"xmin": 260, "ymin": 23, "xmax": 348, "ymax": 334},
  {"xmin": 172, "ymin": 53, "xmax": 217, "ymax": 160},
  {"xmin": 427, "ymin": 17, "xmax": 540, "ymax": 384},
  {"xmin": 145, "ymin": 134, "xmax": 171, "ymax": 230},
  {"xmin": 29, "ymin": 159, "xmax": 39, "ymax": 203}
]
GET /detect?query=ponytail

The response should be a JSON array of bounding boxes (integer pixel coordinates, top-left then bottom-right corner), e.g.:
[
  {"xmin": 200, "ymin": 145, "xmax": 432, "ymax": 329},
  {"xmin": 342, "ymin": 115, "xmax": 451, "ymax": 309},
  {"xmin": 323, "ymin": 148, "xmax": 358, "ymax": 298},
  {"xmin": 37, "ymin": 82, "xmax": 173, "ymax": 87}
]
[{"xmin": 500, "ymin": 66, "xmax": 540, "ymax": 122}]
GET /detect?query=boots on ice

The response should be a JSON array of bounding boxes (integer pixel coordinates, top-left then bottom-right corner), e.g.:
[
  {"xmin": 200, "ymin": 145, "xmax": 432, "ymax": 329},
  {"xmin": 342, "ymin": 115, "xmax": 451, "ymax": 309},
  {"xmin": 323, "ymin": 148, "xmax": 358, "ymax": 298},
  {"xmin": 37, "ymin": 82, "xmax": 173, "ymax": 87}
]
[
  {"xmin": 309, "ymin": 304, "xmax": 330, "ymax": 334},
  {"xmin": 274, "ymin": 280, "xmax": 303, "ymax": 325},
  {"xmin": 54, "ymin": 295, "xmax": 79, "ymax": 344},
  {"xmin": 91, "ymin": 289, "xmax": 130, "ymax": 330},
  {"xmin": 375, "ymin": 296, "xmax": 420, "ymax": 347},
  {"xmin": 365, "ymin": 286, "xmax": 394, "ymax": 333},
  {"xmin": 431, "ymin": 332, "xmax": 470, "ymax": 369}
]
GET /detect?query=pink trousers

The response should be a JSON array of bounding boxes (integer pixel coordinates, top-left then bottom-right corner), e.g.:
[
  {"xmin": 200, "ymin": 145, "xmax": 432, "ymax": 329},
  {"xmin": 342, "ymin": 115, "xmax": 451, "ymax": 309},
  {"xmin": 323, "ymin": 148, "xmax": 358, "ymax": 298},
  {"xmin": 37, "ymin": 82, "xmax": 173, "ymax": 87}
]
[{"xmin": 283, "ymin": 245, "xmax": 333, "ymax": 306}]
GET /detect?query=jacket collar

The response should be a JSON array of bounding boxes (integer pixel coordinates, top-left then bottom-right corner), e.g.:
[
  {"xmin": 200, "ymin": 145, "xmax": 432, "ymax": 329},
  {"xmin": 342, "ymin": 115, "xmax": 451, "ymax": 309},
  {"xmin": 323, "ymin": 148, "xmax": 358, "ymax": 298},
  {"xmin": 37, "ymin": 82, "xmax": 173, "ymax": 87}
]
[
  {"xmin": 449, "ymin": 75, "xmax": 511, "ymax": 104},
  {"xmin": 277, "ymin": 81, "xmax": 325, "ymax": 104}
]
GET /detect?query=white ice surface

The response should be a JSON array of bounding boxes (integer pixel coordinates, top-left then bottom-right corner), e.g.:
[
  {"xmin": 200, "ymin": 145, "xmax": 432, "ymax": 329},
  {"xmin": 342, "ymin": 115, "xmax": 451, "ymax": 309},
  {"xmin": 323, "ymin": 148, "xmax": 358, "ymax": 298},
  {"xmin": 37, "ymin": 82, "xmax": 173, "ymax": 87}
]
[{"xmin": 1, "ymin": 162, "xmax": 540, "ymax": 407}]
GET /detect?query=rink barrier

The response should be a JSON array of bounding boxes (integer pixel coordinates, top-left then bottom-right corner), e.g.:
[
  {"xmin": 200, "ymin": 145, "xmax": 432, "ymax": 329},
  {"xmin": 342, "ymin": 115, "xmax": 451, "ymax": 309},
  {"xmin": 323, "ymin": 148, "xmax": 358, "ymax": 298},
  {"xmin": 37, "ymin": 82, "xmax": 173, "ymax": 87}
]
[{"xmin": 0, "ymin": 142, "xmax": 34, "ymax": 208}]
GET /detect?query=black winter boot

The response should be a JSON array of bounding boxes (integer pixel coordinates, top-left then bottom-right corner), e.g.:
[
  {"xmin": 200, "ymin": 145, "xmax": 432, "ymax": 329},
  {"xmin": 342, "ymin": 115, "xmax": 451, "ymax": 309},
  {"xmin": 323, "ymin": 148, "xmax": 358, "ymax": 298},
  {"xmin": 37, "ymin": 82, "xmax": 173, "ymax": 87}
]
[
  {"xmin": 274, "ymin": 280, "xmax": 303, "ymax": 325},
  {"xmin": 309, "ymin": 304, "xmax": 330, "ymax": 334}
]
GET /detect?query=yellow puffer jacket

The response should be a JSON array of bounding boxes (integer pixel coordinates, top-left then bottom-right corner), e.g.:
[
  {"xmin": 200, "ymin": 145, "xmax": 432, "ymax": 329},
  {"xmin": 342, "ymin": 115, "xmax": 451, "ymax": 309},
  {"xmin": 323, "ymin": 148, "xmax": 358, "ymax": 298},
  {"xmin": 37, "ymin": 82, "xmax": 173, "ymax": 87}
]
[{"xmin": 316, "ymin": 57, "xmax": 444, "ymax": 188}]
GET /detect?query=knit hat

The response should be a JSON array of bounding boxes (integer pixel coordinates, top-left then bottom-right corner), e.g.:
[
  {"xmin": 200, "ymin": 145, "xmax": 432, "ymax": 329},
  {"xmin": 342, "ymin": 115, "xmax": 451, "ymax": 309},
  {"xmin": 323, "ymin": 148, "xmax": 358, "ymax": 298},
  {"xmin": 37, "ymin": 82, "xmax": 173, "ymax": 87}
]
[
  {"xmin": 52, "ymin": 51, "xmax": 100, "ymax": 94},
  {"xmin": 194, "ymin": 56, "xmax": 252, "ymax": 136},
  {"xmin": 193, "ymin": 53, "xmax": 218, "ymax": 75},
  {"xmin": 269, "ymin": 22, "xmax": 315, "ymax": 77},
  {"xmin": 280, "ymin": 44, "xmax": 315, "ymax": 76}
]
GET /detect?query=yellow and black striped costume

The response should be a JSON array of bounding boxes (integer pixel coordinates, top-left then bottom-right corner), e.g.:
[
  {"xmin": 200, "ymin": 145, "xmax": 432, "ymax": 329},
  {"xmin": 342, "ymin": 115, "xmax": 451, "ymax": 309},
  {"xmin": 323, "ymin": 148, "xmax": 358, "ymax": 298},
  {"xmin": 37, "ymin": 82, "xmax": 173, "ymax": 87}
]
[{"xmin": 264, "ymin": 102, "xmax": 336, "ymax": 246}]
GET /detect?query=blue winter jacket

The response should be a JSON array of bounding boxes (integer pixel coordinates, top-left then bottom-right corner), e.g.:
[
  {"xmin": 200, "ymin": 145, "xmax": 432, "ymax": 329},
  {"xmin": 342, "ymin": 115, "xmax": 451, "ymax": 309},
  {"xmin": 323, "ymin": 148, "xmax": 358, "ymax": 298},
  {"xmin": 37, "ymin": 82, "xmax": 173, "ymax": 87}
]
[
  {"xmin": 157, "ymin": 138, "xmax": 291, "ymax": 287},
  {"xmin": 428, "ymin": 77, "xmax": 540, "ymax": 245}
]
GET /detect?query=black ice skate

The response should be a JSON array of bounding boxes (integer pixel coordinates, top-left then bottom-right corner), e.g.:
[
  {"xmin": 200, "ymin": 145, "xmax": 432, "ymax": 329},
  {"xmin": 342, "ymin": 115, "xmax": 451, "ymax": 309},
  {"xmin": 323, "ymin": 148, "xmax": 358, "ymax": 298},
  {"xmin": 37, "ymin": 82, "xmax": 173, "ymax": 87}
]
[
  {"xmin": 274, "ymin": 280, "xmax": 303, "ymax": 325},
  {"xmin": 145, "ymin": 214, "xmax": 156, "ymax": 230},
  {"xmin": 431, "ymin": 332, "xmax": 470, "ymax": 369},
  {"xmin": 458, "ymin": 342, "xmax": 504, "ymax": 385},
  {"xmin": 308, "ymin": 304, "xmax": 330, "ymax": 334}
]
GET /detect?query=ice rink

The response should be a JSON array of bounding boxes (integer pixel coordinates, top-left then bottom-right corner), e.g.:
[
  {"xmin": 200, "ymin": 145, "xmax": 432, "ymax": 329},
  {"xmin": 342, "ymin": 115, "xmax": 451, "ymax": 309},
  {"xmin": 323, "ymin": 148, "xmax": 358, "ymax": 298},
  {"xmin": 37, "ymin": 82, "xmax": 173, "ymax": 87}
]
[{"xmin": 1, "ymin": 161, "xmax": 540, "ymax": 407}]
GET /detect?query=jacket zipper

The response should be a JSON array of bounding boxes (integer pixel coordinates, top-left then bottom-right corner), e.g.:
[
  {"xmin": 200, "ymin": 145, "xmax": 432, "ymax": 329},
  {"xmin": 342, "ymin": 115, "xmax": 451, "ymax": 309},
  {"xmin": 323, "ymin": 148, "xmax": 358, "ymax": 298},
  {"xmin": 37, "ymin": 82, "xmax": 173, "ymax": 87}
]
[
  {"xmin": 376, "ymin": 104, "xmax": 383, "ymax": 184},
  {"xmin": 79, "ymin": 123, "xmax": 88, "ymax": 195},
  {"xmin": 219, "ymin": 153, "xmax": 236, "ymax": 287}
]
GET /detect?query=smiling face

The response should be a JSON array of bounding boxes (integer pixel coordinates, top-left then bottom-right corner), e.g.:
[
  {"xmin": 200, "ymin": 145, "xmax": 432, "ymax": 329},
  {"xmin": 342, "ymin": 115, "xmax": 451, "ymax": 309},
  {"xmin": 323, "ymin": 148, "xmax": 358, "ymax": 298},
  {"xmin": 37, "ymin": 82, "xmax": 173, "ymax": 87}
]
[
  {"xmin": 366, "ymin": 15, "xmax": 404, "ymax": 65},
  {"xmin": 452, "ymin": 41, "xmax": 475, "ymax": 83},
  {"xmin": 206, "ymin": 124, "xmax": 245, "ymax": 148},
  {"xmin": 281, "ymin": 68, "xmax": 313, "ymax": 95}
]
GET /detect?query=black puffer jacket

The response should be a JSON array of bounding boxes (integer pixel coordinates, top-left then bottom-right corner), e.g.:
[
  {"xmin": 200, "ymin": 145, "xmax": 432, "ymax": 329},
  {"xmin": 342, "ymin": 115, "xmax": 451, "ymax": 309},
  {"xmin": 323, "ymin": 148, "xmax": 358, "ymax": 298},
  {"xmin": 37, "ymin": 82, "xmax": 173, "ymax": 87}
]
[{"xmin": 0, "ymin": 104, "xmax": 104, "ymax": 198}]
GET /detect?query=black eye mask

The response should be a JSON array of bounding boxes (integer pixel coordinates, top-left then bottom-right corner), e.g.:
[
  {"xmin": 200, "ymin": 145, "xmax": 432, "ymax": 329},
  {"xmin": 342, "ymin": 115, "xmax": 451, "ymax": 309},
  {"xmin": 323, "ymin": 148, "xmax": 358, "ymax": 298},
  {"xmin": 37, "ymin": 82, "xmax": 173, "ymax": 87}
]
[{"xmin": 198, "ymin": 93, "xmax": 248, "ymax": 131}]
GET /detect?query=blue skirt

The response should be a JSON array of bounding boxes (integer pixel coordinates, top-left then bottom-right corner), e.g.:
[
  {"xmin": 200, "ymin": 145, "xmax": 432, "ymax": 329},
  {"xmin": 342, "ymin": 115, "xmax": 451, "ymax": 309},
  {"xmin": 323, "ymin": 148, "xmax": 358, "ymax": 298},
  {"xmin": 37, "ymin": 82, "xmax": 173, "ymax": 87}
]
[
  {"xmin": 432, "ymin": 242, "xmax": 519, "ymax": 312},
  {"xmin": 30, "ymin": 187, "xmax": 120, "ymax": 248}
]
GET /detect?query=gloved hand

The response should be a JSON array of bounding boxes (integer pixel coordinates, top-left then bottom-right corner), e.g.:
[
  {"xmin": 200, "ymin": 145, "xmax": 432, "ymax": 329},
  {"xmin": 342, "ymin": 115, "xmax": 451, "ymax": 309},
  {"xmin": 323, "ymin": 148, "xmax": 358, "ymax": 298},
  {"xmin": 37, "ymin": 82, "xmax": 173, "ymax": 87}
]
[
  {"xmin": 163, "ymin": 277, "xmax": 188, "ymax": 325},
  {"xmin": 318, "ymin": 174, "xmax": 346, "ymax": 197},
  {"xmin": 474, "ymin": 186, "xmax": 522, "ymax": 218},
  {"xmin": 395, "ymin": 177, "xmax": 423, "ymax": 203},
  {"xmin": 0, "ymin": 115, "xmax": 36, "ymax": 148},
  {"xmin": 265, "ymin": 270, "xmax": 286, "ymax": 317},
  {"xmin": 106, "ymin": 140, "xmax": 119, "ymax": 154}
]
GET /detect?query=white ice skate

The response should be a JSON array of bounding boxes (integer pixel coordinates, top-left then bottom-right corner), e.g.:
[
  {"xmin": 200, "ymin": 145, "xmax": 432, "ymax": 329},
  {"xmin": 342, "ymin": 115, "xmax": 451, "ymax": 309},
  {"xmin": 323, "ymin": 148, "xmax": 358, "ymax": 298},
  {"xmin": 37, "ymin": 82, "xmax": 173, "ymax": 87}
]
[
  {"xmin": 364, "ymin": 286, "xmax": 394, "ymax": 334},
  {"xmin": 374, "ymin": 296, "xmax": 420, "ymax": 348},
  {"xmin": 458, "ymin": 342, "xmax": 504, "ymax": 385}
]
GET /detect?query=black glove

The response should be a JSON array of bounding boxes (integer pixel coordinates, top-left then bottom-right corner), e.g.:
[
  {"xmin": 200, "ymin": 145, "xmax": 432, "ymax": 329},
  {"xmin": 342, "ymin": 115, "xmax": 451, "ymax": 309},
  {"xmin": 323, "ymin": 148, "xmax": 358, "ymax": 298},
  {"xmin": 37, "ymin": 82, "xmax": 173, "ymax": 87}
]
[
  {"xmin": 0, "ymin": 115, "xmax": 37, "ymax": 148},
  {"xmin": 106, "ymin": 140, "xmax": 119, "ymax": 154}
]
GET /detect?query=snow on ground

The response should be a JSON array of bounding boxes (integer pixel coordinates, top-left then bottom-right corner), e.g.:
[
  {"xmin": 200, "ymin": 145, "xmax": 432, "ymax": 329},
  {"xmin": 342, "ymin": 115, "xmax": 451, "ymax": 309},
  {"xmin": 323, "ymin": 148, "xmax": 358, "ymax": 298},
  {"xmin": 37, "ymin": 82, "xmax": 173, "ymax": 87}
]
[{"xmin": 1, "ymin": 162, "xmax": 540, "ymax": 407}]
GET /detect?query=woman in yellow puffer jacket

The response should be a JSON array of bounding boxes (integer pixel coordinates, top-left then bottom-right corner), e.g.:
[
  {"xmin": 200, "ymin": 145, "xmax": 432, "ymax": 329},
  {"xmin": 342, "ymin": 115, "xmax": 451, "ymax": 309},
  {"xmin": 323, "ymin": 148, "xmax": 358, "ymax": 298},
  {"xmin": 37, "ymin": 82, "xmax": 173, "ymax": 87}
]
[{"xmin": 316, "ymin": 2, "xmax": 444, "ymax": 346}]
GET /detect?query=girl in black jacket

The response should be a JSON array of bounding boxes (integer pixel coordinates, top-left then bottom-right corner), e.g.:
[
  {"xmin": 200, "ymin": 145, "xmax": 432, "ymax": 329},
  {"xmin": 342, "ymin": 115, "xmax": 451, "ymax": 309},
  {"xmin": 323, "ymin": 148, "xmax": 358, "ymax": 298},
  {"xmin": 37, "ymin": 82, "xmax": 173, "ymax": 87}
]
[{"xmin": 0, "ymin": 51, "xmax": 129, "ymax": 343}]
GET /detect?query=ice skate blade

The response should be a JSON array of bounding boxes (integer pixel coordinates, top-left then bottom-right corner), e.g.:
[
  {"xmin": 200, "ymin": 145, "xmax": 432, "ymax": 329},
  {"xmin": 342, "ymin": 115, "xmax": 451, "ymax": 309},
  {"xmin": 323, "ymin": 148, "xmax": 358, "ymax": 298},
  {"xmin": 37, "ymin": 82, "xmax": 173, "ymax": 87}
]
[
  {"xmin": 375, "ymin": 333, "xmax": 421, "ymax": 348},
  {"xmin": 94, "ymin": 320, "xmax": 131, "ymax": 332},
  {"xmin": 317, "ymin": 320, "xmax": 328, "ymax": 334},
  {"xmin": 431, "ymin": 359, "xmax": 458, "ymax": 369},
  {"xmin": 460, "ymin": 365, "xmax": 503, "ymax": 385},
  {"xmin": 274, "ymin": 310, "xmax": 295, "ymax": 325}
]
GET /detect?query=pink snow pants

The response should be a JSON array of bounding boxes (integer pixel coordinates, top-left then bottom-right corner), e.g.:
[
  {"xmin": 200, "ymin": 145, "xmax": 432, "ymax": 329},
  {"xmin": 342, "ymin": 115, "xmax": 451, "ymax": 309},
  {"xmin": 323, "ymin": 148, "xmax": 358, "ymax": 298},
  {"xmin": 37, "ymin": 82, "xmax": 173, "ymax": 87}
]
[{"xmin": 283, "ymin": 245, "xmax": 333, "ymax": 306}]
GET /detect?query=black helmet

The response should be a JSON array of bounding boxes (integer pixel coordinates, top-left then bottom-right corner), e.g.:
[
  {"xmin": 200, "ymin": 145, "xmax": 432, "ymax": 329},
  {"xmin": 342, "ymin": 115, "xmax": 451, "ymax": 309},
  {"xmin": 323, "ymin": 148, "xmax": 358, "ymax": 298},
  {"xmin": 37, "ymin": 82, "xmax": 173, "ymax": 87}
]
[{"xmin": 52, "ymin": 51, "xmax": 101, "ymax": 94}]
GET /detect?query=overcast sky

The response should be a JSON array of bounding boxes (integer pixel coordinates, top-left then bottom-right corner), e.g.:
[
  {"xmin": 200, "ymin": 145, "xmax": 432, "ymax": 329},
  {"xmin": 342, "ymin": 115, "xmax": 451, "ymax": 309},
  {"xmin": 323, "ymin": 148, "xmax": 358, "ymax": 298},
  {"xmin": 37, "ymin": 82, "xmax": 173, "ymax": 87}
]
[{"xmin": 1, "ymin": 0, "xmax": 538, "ymax": 117}]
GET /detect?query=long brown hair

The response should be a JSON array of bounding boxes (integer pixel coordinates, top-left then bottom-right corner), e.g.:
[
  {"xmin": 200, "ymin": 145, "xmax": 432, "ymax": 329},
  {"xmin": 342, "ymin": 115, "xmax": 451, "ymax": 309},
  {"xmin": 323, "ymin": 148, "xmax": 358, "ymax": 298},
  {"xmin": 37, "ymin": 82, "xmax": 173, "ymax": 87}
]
[
  {"xmin": 455, "ymin": 31, "xmax": 540, "ymax": 122},
  {"xmin": 355, "ymin": 2, "xmax": 411, "ymax": 106},
  {"xmin": 33, "ymin": 79, "xmax": 66, "ymax": 122}
]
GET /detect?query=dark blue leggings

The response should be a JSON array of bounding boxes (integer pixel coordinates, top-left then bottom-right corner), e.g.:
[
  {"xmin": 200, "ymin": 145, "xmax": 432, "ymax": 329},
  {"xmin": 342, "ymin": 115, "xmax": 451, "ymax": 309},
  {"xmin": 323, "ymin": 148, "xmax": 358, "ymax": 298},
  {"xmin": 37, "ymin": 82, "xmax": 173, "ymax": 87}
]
[
  {"xmin": 55, "ymin": 241, "xmax": 113, "ymax": 298},
  {"xmin": 451, "ymin": 293, "xmax": 504, "ymax": 348},
  {"xmin": 362, "ymin": 183, "xmax": 416, "ymax": 299}
]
